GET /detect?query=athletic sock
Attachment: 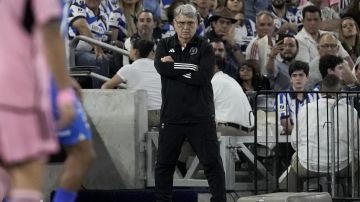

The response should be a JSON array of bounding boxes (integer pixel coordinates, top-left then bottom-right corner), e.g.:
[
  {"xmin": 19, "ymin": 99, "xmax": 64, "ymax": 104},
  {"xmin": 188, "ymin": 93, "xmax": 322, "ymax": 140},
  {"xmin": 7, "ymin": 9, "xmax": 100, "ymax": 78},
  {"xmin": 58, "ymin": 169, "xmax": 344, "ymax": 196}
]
[
  {"xmin": 52, "ymin": 188, "xmax": 77, "ymax": 202},
  {"xmin": 8, "ymin": 189, "xmax": 42, "ymax": 202}
]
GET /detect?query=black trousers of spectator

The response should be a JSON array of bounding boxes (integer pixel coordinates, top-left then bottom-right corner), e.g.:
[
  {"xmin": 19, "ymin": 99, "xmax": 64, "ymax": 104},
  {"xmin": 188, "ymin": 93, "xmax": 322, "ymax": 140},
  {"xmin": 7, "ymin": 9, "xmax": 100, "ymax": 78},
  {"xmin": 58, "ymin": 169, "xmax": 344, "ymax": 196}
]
[{"xmin": 155, "ymin": 121, "xmax": 226, "ymax": 202}]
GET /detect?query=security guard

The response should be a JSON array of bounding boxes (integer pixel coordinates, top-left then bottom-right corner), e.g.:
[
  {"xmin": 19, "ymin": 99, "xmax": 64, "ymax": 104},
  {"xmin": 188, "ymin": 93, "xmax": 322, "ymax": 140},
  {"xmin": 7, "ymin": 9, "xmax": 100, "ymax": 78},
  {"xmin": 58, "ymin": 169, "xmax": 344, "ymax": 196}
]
[{"xmin": 154, "ymin": 4, "xmax": 226, "ymax": 202}]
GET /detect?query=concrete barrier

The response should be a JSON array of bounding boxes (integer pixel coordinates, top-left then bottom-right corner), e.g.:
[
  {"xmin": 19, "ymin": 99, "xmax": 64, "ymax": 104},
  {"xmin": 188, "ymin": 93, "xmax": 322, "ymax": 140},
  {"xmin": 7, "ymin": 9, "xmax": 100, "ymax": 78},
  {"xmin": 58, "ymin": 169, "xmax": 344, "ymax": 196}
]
[{"xmin": 45, "ymin": 89, "xmax": 148, "ymax": 198}]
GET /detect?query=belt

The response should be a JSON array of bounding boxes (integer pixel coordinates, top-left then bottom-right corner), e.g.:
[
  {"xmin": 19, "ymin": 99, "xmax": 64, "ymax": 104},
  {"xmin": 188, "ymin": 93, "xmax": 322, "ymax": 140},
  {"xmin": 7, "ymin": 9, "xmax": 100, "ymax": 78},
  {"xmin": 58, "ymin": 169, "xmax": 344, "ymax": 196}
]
[
  {"xmin": 218, "ymin": 122, "xmax": 254, "ymax": 131},
  {"xmin": 218, "ymin": 122, "xmax": 240, "ymax": 129}
]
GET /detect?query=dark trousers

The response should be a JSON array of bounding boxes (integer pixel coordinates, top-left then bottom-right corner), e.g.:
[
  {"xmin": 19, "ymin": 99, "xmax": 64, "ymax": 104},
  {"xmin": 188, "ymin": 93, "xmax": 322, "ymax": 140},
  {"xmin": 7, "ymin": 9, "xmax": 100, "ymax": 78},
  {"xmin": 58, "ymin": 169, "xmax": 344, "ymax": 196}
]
[{"xmin": 155, "ymin": 122, "xmax": 226, "ymax": 202}]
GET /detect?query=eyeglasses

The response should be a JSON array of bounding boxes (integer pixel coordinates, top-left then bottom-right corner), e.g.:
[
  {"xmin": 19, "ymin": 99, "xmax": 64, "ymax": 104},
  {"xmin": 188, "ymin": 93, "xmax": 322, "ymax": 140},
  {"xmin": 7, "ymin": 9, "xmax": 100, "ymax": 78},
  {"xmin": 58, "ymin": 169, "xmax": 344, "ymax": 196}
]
[
  {"xmin": 174, "ymin": 19, "xmax": 196, "ymax": 28},
  {"xmin": 319, "ymin": 44, "xmax": 338, "ymax": 49}
]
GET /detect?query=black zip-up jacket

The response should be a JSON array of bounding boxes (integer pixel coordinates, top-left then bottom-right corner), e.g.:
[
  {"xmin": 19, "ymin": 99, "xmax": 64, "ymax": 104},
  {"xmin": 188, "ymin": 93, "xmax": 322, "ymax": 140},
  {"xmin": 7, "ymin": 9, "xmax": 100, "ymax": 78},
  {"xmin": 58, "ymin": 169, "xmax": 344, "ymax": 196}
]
[{"xmin": 154, "ymin": 34, "xmax": 215, "ymax": 124}]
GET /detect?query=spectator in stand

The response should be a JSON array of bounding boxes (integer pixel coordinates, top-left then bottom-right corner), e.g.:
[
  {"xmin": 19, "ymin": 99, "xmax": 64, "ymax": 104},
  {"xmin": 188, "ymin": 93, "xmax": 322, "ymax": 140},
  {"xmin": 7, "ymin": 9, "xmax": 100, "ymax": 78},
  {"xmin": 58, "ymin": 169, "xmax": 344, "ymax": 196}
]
[
  {"xmin": 266, "ymin": 34, "xmax": 299, "ymax": 90},
  {"xmin": 318, "ymin": 55, "xmax": 357, "ymax": 89},
  {"xmin": 236, "ymin": 61, "xmax": 271, "ymax": 92},
  {"xmin": 245, "ymin": 0, "xmax": 270, "ymax": 22},
  {"xmin": 269, "ymin": 0, "xmax": 302, "ymax": 35},
  {"xmin": 108, "ymin": 2, "xmax": 127, "ymax": 49},
  {"xmin": 207, "ymin": 7, "xmax": 245, "ymax": 77},
  {"xmin": 118, "ymin": 0, "xmax": 143, "ymax": 37},
  {"xmin": 68, "ymin": 0, "xmax": 110, "ymax": 88},
  {"xmin": 212, "ymin": 56, "xmax": 254, "ymax": 137},
  {"xmin": 225, "ymin": 0, "xmax": 256, "ymax": 52},
  {"xmin": 276, "ymin": 61, "xmax": 317, "ymax": 135},
  {"xmin": 308, "ymin": 33, "xmax": 355, "ymax": 89},
  {"xmin": 235, "ymin": 61, "xmax": 271, "ymax": 108},
  {"xmin": 225, "ymin": 0, "xmax": 244, "ymax": 14},
  {"xmin": 102, "ymin": 39, "xmax": 161, "ymax": 128},
  {"xmin": 345, "ymin": 0, "xmax": 360, "ymax": 28},
  {"xmin": 245, "ymin": 11, "xmax": 275, "ymax": 75},
  {"xmin": 339, "ymin": 16, "xmax": 360, "ymax": 62},
  {"xmin": 210, "ymin": 38, "xmax": 239, "ymax": 77},
  {"xmin": 289, "ymin": 74, "xmax": 358, "ymax": 191},
  {"xmin": 295, "ymin": 5, "xmax": 353, "ymax": 66},
  {"xmin": 194, "ymin": 0, "xmax": 212, "ymax": 28},
  {"xmin": 209, "ymin": 0, "xmax": 220, "ymax": 13},
  {"xmin": 123, "ymin": 10, "xmax": 159, "ymax": 61},
  {"xmin": 101, "ymin": 0, "xmax": 119, "ymax": 16},
  {"xmin": 298, "ymin": 0, "xmax": 340, "ymax": 32}
]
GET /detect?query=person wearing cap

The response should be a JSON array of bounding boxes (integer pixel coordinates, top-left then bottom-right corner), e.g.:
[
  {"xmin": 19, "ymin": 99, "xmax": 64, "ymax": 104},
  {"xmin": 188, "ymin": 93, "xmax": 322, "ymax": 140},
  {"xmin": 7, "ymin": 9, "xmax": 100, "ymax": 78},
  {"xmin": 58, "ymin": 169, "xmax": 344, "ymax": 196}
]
[
  {"xmin": 206, "ymin": 6, "xmax": 245, "ymax": 78},
  {"xmin": 154, "ymin": 3, "xmax": 226, "ymax": 202}
]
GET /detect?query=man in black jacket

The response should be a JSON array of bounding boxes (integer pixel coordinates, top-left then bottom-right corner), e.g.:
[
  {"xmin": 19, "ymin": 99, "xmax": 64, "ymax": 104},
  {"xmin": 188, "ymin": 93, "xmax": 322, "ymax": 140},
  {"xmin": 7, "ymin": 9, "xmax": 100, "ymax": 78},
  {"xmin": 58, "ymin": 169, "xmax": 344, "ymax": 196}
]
[{"xmin": 154, "ymin": 3, "xmax": 226, "ymax": 202}]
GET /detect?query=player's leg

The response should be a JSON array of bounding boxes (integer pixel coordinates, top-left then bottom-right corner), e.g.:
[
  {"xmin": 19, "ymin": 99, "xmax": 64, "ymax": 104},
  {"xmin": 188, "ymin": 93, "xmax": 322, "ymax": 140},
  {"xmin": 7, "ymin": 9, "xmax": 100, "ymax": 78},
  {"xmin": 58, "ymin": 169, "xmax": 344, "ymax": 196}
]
[
  {"xmin": 6, "ymin": 158, "xmax": 46, "ymax": 202},
  {"xmin": 53, "ymin": 100, "xmax": 95, "ymax": 202},
  {"xmin": 0, "ymin": 166, "xmax": 10, "ymax": 201}
]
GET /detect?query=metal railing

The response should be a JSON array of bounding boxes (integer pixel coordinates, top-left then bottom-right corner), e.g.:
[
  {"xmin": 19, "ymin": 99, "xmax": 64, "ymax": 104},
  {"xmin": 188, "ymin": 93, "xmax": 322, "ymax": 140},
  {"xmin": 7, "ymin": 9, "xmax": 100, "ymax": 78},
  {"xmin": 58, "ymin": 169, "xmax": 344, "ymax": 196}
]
[
  {"xmin": 251, "ymin": 91, "xmax": 360, "ymax": 199},
  {"xmin": 68, "ymin": 35, "xmax": 129, "ymax": 89}
]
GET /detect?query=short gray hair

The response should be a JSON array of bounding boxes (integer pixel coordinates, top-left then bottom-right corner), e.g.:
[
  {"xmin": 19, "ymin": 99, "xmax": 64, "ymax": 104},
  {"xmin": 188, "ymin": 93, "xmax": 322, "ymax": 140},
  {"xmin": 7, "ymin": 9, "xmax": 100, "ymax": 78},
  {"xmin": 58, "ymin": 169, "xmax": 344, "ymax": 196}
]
[
  {"xmin": 256, "ymin": 10, "xmax": 274, "ymax": 21},
  {"xmin": 174, "ymin": 4, "xmax": 198, "ymax": 19}
]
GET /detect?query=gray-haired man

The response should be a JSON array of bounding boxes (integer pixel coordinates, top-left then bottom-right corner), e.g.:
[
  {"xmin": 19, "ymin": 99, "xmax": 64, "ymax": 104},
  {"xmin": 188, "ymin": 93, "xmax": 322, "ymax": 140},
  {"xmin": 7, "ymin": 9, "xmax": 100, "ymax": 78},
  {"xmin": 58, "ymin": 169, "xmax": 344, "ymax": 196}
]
[{"xmin": 154, "ymin": 4, "xmax": 226, "ymax": 202}]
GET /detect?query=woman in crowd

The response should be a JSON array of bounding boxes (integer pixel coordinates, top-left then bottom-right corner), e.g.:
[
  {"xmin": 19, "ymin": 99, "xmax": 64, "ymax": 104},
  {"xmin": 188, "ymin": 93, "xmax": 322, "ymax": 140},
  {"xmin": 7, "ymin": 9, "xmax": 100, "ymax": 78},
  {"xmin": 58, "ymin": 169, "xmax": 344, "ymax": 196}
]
[
  {"xmin": 119, "ymin": 0, "xmax": 143, "ymax": 37},
  {"xmin": 339, "ymin": 16, "xmax": 360, "ymax": 62},
  {"xmin": 236, "ymin": 61, "xmax": 270, "ymax": 92}
]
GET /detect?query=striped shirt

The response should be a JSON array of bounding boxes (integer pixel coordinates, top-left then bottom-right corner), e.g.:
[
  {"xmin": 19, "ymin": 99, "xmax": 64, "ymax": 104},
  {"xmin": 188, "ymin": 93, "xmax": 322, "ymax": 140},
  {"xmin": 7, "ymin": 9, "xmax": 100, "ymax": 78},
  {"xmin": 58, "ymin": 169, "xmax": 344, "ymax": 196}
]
[{"xmin": 276, "ymin": 90, "xmax": 318, "ymax": 124}]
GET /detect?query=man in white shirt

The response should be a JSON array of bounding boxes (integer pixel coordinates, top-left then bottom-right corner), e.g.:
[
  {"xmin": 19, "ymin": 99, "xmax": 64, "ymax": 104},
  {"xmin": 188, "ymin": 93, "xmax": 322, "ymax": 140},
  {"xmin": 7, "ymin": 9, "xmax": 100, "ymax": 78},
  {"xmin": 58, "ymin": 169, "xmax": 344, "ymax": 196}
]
[
  {"xmin": 295, "ymin": 5, "xmax": 353, "ymax": 66},
  {"xmin": 211, "ymin": 55, "xmax": 254, "ymax": 136},
  {"xmin": 308, "ymin": 33, "xmax": 352, "ymax": 89},
  {"xmin": 101, "ymin": 39, "xmax": 161, "ymax": 128},
  {"xmin": 291, "ymin": 74, "xmax": 358, "ymax": 181},
  {"xmin": 245, "ymin": 11, "xmax": 275, "ymax": 75},
  {"xmin": 298, "ymin": 0, "xmax": 340, "ymax": 31}
]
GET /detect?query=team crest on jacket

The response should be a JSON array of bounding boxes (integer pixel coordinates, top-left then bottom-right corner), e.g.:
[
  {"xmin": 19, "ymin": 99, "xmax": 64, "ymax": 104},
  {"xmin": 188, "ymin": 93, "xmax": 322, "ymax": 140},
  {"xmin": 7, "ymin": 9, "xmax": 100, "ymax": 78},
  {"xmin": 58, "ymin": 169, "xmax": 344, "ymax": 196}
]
[{"xmin": 189, "ymin": 47, "xmax": 198, "ymax": 55}]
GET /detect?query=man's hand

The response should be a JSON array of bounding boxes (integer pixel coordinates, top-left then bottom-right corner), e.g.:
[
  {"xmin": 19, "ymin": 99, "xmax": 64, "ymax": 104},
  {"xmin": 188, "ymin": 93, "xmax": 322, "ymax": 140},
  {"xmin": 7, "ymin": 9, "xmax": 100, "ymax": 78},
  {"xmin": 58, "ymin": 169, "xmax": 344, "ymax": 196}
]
[
  {"xmin": 161, "ymin": 56, "xmax": 174, "ymax": 62},
  {"xmin": 268, "ymin": 40, "xmax": 284, "ymax": 59},
  {"xmin": 94, "ymin": 45, "xmax": 108, "ymax": 60}
]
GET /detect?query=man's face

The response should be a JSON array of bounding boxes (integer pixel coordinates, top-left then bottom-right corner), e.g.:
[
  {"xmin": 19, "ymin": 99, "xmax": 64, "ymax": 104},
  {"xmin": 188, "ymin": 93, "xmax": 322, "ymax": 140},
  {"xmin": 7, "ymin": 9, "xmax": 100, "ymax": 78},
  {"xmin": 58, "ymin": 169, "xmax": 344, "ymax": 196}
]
[
  {"xmin": 213, "ymin": 17, "xmax": 233, "ymax": 36},
  {"xmin": 280, "ymin": 37, "xmax": 298, "ymax": 61},
  {"xmin": 255, "ymin": 15, "xmax": 274, "ymax": 38},
  {"xmin": 317, "ymin": 35, "xmax": 339, "ymax": 56},
  {"xmin": 290, "ymin": 70, "xmax": 307, "ymax": 90},
  {"xmin": 272, "ymin": 0, "xmax": 286, "ymax": 8},
  {"xmin": 196, "ymin": 0, "xmax": 210, "ymax": 9},
  {"xmin": 211, "ymin": 41, "xmax": 226, "ymax": 58},
  {"xmin": 137, "ymin": 12, "xmax": 155, "ymax": 37},
  {"xmin": 328, "ymin": 63, "xmax": 344, "ymax": 81},
  {"xmin": 303, "ymin": 12, "xmax": 321, "ymax": 35},
  {"xmin": 173, "ymin": 14, "xmax": 198, "ymax": 41},
  {"xmin": 226, "ymin": 0, "xmax": 243, "ymax": 13}
]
